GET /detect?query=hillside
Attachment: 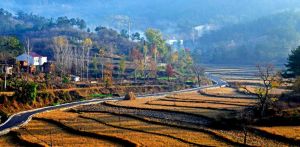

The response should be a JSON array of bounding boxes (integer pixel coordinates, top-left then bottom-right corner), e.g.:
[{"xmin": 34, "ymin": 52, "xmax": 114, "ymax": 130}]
[
  {"xmin": 0, "ymin": 8, "xmax": 137, "ymax": 58},
  {"xmin": 2, "ymin": 0, "xmax": 300, "ymax": 37},
  {"xmin": 190, "ymin": 11, "xmax": 300, "ymax": 64}
]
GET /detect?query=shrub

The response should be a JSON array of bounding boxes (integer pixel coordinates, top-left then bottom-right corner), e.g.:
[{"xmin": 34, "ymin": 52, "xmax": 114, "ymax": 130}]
[
  {"xmin": 124, "ymin": 92, "xmax": 136, "ymax": 100},
  {"xmin": 62, "ymin": 75, "xmax": 70, "ymax": 83},
  {"xmin": 11, "ymin": 80, "xmax": 38, "ymax": 103},
  {"xmin": 293, "ymin": 77, "xmax": 300, "ymax": 93}
]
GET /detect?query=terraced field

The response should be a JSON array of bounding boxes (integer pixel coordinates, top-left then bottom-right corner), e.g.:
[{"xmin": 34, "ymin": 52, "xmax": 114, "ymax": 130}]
[{"xmin": 0, "ymin": 66, "xmax": 298, "ymax": 146}]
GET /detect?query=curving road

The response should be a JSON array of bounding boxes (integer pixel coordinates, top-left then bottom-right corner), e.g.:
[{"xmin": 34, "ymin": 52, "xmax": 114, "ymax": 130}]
[{"xmin": 0, "ymin": 73, "xmax": 227, "ymax": 135}]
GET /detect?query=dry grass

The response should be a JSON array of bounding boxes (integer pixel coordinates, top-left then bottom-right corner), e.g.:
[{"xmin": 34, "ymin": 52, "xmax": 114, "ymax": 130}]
[
  {"xmin": 0, "ymin": 134, "xmax": 22, "ymax": 147},
  {"xmin": 227, "ymin": 79, "xmax": 263, "ymax": 85},
  {"xmin": 173, "ymin": 91, "xmax": 257, "ymax": 103},
  {"xmin": 81, "ymin": 112, "xmax": 230, "ymax": 146},
  {"xmin": 254, "ymin": 126, "xmax": 300, "ymax": 141},
  {"xmin": 147, "ymin": 99, "xmax": 242, "ymax": 110},
  {"xmin": 106, "ymin": 99, "xmax": 231, "ymax": 119},
  {"xmin": 202, "ymin": 87, "xmax": 240, "ymax": 95},
  {"xmin": 160, "ymin": 97, "xmax": 255, "ymax": 106},
  {"xmin": 238, "ymin": 86, "xmax": 291, "ymax": 95},
  {"xmin": 104, "ymin": 91, "xmax": 257, "ymax": 119},
  {"xmin": 0, "ymin": 92, "xmax": 14, "ymax": 96},
  {"xmin": 207, "ymin": 128, "xmax": 289, "ymax": 146},
  {"xmin": 34, "ymin": 110, "xmax": 193, "ymax": 146},
  {"xmin": 18, "ymin": 119, "xmax": 117, "ymax": 147}
]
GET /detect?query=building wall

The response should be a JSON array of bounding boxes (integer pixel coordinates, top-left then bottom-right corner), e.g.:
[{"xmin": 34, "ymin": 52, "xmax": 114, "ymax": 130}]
[
  {"xmin": 39, "ymin": 57, "xmax": 47, "ymax": 65},
  {"xmin": 16, "ymin": 54, "xmax": 47, "ymax": 66},
  {"xmin": 33, "ymin": 57, "xmax": 40, "ymax": 65}
]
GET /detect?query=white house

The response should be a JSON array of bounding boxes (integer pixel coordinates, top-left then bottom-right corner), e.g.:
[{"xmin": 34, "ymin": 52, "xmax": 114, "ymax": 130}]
[
  {"xmin": 71, "ymin": 75, "xmax": 80, "ymax": 82},
  {"xmin": 16, "ymin": 52, "xmax": 47, "ymax": 66},
  {"xmin": 166, "ymin": 39, "xmax": 184, "ymax": 46}
]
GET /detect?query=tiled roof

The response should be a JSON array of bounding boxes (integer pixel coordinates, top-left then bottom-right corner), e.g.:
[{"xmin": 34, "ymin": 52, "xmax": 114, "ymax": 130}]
[{"xmin": 29, "ymin": 52, "xmax": 42, "ymax": 57}]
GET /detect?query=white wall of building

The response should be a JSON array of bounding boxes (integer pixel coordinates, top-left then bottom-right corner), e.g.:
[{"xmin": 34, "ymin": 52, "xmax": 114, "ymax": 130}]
[
  {"xmin": 39, "ymin": 57, "xmax": 47, "ymax": 65},
  {"xmin": 16, "ymin": 53, "xmax": 47, "ymax": 66}
]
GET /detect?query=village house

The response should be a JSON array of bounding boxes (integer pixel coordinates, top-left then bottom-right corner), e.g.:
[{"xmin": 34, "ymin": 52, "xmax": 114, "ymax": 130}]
[{"xmin": 16, "ymin": 52, "xmax": 47, "ymax": 73}]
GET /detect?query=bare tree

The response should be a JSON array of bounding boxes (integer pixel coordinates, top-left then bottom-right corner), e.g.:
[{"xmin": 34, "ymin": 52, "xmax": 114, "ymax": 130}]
[
  {"xmin": 53, "ymin": 36, "xmax": 72, "ymax": 77},
  {"xmin": 238, "ymin": 108, "xmax": 254, "ymax": 145},
  {"xmin": 99, "ymin": 48, "xmax": 105, "ymax": 81},
  {"xmin": 82, "ymin": 38, "xmax": 93, "ymax": 81},
  {"xmin": 192, "ymin": 64, "xmax": 205, "ymax": 87},
  {"xmin": 239, "ymin": 64, "xmax": 281, "ymax": 117}
]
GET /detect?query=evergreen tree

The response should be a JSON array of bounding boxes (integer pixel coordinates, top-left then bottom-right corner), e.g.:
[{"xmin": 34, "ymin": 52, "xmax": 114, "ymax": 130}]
[{"xmin": 286, "ymin": 46, "xmax": 300, "ymax": 77}]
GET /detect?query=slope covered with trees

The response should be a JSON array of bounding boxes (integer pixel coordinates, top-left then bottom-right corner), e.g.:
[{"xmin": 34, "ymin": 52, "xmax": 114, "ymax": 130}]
[
  {"xmin": 0, "ymin": 8, "xmax": 138, "ymax": 59},
  {"xmin": 2, "ymin": 0, "xmax": 300, "ymax": 37},
  {"xmin": 190, "ymin": 11, "xmax": 300, "ymax": 64}
]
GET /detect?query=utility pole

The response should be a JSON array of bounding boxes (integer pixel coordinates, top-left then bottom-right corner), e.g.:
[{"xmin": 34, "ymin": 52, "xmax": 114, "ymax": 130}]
[
  {"xmin": 25, "ymin": 38, "xmax": 31, "ymax": 81},
  {"xmin": 4, "ymin": 60, "xmax": 7, "ymax": 90},
  {"xmin": 86, "ymin": 48, "xmax": 89, "ymax": 81}
]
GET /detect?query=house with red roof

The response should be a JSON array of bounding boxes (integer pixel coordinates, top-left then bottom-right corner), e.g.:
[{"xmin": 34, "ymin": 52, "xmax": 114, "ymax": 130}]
[{"xmin": 16, "ymin": 52, "xmax": 47, "ymax": 66}]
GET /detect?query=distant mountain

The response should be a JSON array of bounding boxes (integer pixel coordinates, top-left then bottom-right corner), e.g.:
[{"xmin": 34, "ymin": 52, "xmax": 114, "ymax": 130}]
[
  {"xmin": 189, "ymin": 11, "xmax": 300, "ymax": 64},
  {"xmin": 2, "ymin": 0, "xmax": 300, "ymax": 37}
]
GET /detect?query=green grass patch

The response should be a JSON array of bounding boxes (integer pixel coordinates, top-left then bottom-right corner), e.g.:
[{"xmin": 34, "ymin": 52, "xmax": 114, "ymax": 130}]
[
  {"xmin": 90, "ymin": 93, "xmax": 113, "ymax": 98},
  {"xmin": 52, "ymin": 102, "xmax": 60, "ymax": 106},
  {"xmin": 157, "ymin": 77, "xmax": 177, "ymax": 81}
]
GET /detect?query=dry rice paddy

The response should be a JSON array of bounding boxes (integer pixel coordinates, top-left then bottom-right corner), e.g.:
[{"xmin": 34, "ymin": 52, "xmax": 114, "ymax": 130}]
[
  {"xmin": 0, "ymin": 66, "xmax": 298, "ymax": 146},
  {"xmin": 254, "ymin": 126, "xmax": 300, "ymax": 141}
]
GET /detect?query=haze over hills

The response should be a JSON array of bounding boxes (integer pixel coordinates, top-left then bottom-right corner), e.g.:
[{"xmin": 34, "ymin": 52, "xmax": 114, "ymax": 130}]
[
  {"xmin": 1, "ymin": 0, "xmax": 300, "ymax": 64},
  {"xmin": 2, "ymin": 0, "xmax": 300, "ymax": 35},
  {"xmin": 189, "ymin": 10, "xmax": 300, "ymax": 64}
]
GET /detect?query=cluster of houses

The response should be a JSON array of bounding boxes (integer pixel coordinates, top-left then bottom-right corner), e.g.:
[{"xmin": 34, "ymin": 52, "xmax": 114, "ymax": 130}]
[{"xmin": 1, "ymin": 52, "xmax": 54, "ymax": 76}]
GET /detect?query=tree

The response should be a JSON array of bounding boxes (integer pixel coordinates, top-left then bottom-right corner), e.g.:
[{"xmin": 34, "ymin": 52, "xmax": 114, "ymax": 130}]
[
  {"xmin": 76, "ymin": 18, "xmax": 87, "ymax": 30},
  {"xmin": 151, "ymin": 45, "xmax": 158, "ymax": 64},
  {"xmin": 53, "ymin": 36, "xmax": 72, "ymax": 77},
  {"xmin": 131, "ymin": 48, "xmax": 143, "ymax": 82},
  {"xmin": 95, "ymin": 26, "xmax": 106, "ymax": 32},
  {"xmin": 145, "ymin": 28, "xmax": 168, "ymax": 60},
  {"xmin": 120, "ymin": 29, "xmax": 129, "ymax": 39},
  {"xmin": 240, "ymin": 64, "xmax": 282, "ymax": 117},
  {"xmin": 99, "ymin": 48, "xmax": 105, "ymax": 80},
  {"xmin": 119, "ymin": 57, "xmax": 126, "ymax": 84},
  {"xmin": 192, "ymin": 64, "xmax": 205, "ymax": 87},
  {"xmin": 0, "ymin": 36, "xmax": 22, "ymax": 61},
  {"xmin": 170, "ymin": 51, "xmax": 179, "ymax": 65},
  {"xmin": 104, "ymin": 63, "xmax": 113, "ymax": 88},
  {"xmin": 131, "ymin": 32, "xmax": 141, "ymax": 41},
  {"xmin": 286, "ymin": 46, "xmax": 300, "ymax": 77},
  {"xmin": 143, "ymin": 41, "xmax": 148, "ymax": 81},
  {"xmin": 166, "ymin": 64, "xmax": 174, "ymax": 82},
  {"xmin": 83, "ymin": 38, "xmax": 93, "ymax": 81},
  {"xmin": 149, "ymin": 59, "xmax": 157, "ymax": 79},
  {"xmin": 9, "ymin": 80, "xmax": 38, "ymax": 104},
  {"xmin": 92, "ymin": 55, "xmax": 99, "ymax": 78},
  {"xmin": 293, "ymin": 77, "xmax": 300, "ymax": 93}
]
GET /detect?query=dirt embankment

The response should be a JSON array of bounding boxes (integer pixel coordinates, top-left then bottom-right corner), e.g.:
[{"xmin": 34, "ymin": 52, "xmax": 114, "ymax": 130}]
[{"xmin": 0, "ymin": 85, "xmax": 170, "ymax": 122}]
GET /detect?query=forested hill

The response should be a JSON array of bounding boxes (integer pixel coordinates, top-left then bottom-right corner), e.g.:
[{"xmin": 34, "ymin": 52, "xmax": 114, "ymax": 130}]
[
  {"xmin": 2, "ymin": 0, "xmax": 300, "ymax": 36},
  {"xmin": 0, "ymin": 8, "xmax": 137, "ymax": 59},
  {"xmin": 190, "ymin": 11, "xmax": 300, "ymax": 65}
]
